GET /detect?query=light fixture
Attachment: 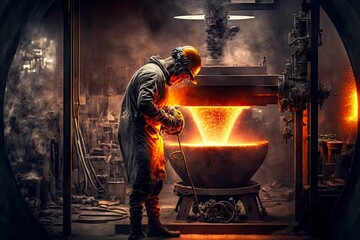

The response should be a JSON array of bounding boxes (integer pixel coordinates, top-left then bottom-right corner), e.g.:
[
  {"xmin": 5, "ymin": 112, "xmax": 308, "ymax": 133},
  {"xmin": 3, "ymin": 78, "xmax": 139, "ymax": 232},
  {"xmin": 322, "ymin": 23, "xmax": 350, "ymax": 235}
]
[{"xmin": 174, "ymin": 15, "xmax": 255, "ymax": 20}]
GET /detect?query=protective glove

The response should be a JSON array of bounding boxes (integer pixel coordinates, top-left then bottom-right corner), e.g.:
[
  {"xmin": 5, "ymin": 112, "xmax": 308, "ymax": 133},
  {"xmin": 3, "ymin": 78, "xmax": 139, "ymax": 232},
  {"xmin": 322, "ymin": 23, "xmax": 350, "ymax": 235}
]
[{"xmin": 161, "ymin": 106, "xmax": 185, "ymax": 135}]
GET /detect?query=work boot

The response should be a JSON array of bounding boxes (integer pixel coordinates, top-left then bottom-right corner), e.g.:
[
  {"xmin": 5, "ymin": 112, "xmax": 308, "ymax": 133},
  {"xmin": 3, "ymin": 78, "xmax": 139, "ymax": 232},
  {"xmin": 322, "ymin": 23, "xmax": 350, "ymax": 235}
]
[
  {"xmin": 129, "ymin": 184, "xmax": 151, "ymax": 240},
  {"xmin": 145, "ymin": 181, "xmax": 180, "ymax": 238},
  {"xmin": 145, "ymin": 194, "xmax": 180, "ymax": 238},
  {"xmin": 128, "ymin": 231, "xmax": 146, "ymax": 240},
  {"xmin": 128, "ymin": 216, "xmax": 147, "ymax": 240},
  {"xmin": 147, "ymin": 219, "xmax": 181, "ymax": 238}
]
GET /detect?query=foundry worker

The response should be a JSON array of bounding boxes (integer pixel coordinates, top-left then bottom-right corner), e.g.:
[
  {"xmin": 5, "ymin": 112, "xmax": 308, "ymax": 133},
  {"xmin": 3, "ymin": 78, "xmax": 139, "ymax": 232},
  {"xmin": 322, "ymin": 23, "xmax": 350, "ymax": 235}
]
[{"xmin": 118, "ymin": 46, "xmax": 201, "ymax": 240}]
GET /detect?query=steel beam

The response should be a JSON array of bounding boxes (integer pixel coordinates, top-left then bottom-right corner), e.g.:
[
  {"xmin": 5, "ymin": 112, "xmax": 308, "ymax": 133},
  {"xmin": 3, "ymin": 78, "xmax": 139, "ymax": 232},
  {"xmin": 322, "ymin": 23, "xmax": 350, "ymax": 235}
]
[
  {"xmin": 310, "ymin": 0, "xmax": 319, "ymax": 232},
  {"xmin": 63, "ymin": 0, "xmax": 73, "ymax": 236}
]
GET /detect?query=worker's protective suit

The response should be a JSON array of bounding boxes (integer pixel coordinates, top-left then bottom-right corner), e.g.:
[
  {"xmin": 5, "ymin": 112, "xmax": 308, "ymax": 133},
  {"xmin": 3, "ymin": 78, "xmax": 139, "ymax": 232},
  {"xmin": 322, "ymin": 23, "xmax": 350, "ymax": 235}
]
[
  {"xmin": 118, "ymin": 56, "xmax": 183, "ymax": 185},
  {"xmin": 118, "ymin": 55, "xmax": 183, "ymax": 240},
  {"xmin": 119, "ymin": 45, "xmax": 201, "ymax": 240}
]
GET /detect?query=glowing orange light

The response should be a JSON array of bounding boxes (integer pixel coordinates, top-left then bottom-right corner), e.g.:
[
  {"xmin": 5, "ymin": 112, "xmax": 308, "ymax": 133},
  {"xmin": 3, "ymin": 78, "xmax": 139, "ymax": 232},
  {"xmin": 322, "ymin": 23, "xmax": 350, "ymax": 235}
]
[
  {"xmin": 347, "ymin": 90, "xmax": 358, "ymax": 123},
  {"xmin": 344, "ymin": 69, "xmax": 358, "ymax": 125},
  {"xmin": 186, "ymin": 106, "xmax": 250, "ymax": 145},
  {"xmin": 166, "ymin": 141, "xmax": 267, "ymax": 147}
]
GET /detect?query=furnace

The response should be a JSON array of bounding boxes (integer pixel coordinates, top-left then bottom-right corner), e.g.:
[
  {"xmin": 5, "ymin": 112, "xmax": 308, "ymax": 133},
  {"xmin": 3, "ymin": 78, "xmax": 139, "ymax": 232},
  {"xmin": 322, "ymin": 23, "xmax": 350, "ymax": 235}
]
[
  {"xmin": 159, "ymin": 0, "xmax": 283, "ymax": 224},
  {"xmin": 164, "ymin": 60, "xmax": 278, "ymax": 222}
]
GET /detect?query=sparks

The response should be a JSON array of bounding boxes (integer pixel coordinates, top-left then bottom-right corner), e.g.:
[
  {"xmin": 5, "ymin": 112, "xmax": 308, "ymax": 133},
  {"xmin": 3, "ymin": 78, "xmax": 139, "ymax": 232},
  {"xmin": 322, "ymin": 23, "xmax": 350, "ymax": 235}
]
[
  {"xmin": 344, "ymin": 69, "xmax": 358, "ymax": 125},
  {"xmin": 186, "ymin": 106, "xmax": 250, "ymax": 145},
  {"xmin": 346, "ymin": 90, "xmax": 358, "ymax": 123}
]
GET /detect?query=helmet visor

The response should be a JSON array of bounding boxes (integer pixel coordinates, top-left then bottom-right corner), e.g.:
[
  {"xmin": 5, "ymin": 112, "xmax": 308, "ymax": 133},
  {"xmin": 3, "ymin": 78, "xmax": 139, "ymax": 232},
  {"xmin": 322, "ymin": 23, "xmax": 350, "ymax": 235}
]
[{"xmin": 186, "ymin": 68, "xmax": 197, "ymax": 84}]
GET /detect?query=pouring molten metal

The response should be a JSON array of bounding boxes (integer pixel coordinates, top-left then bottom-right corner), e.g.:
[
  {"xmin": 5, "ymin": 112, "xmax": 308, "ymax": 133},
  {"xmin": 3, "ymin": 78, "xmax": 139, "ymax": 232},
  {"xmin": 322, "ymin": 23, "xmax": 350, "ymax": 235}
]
[
  {"xmin": 165, "ymin": 106, "xmax": 269, "ymax": 188},
  {"xmin": 186, "ymin": 106, "xmax": 250, "ymax": 145}
]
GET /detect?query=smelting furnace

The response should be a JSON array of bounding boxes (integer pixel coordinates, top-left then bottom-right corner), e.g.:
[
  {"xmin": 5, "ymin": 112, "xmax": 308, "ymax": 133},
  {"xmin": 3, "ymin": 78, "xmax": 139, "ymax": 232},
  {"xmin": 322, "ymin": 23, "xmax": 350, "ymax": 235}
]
[
  {"xmin": 164, "ymin": 0, "xmax": 329, "ymax": 224},
  {"xmin": 164, "ymin": 1, "xmax": 280, "ymax": 223},
  {"xmin": 165, "ymin": 64, "xmax": 276, "ymax": 222}
]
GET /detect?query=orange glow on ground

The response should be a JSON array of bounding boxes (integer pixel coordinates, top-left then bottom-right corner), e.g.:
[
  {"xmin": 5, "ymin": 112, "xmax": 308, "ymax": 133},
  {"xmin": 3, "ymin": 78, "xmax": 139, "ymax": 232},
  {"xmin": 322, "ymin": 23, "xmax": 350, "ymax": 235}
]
[
  {"xmin": 166, "ymin": 141, "xmax": 268, "ymax": 147},
  {"xmin": 186, "ymin": 106, "xmax": 250, "ymax": 145},
  {"xmin": 344, "ymin": 69, "xmax": 358, "ymax": 125}
]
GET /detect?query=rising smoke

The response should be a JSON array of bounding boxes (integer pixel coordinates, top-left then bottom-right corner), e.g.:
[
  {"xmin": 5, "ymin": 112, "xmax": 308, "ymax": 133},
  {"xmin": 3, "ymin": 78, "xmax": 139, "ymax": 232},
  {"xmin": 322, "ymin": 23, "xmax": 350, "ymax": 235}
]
[
  {"xmin": 80, "ymin": 0, "xmax": 302, "ymax": 87},
  {"xmin": 4, "ymin": 24, "xmax": 62, "ymax": 201}
]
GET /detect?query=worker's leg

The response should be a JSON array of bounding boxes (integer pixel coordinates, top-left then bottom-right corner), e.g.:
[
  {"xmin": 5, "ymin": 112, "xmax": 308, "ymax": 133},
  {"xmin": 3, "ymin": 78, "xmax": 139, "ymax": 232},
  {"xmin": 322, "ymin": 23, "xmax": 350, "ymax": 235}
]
[
  {"xmin": 128, "ymin": 183, "xmax": 152, "ymax": 240},
  {"xmin": 145, "ymin": 180, "xmax": 180, "ymax": 238}
]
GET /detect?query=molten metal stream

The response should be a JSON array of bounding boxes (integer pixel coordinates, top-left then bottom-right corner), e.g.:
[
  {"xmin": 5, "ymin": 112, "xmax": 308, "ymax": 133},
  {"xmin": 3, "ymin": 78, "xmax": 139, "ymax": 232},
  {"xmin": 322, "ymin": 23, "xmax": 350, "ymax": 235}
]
[{"xmin": 185, "ymin": 106, "xmax": 250, "ymax": 145}]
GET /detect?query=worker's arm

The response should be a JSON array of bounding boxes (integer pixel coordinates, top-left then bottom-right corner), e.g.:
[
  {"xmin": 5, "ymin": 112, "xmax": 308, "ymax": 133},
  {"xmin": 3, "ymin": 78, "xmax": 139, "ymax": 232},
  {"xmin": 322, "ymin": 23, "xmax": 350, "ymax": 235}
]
[
  {"xmin": 137, "ymin": 74, "xmax": 182, "ymax": 129},
  {"xmin": 161, "ymin": 106, "xmax": 185, "ymax": 135}
]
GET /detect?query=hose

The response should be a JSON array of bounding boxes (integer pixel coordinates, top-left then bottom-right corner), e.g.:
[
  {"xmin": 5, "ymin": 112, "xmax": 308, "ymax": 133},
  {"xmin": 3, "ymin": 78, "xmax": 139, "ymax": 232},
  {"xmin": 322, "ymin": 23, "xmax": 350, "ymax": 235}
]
[
  {"xmin": 214, "ymin": 201, "xmax": 235, "ymax": 223},
  {"xmin": 75, "ymin": 131, "xmax": 103, "ymax": 193},
  {"xmin": 74, "ymin": 118, "xmax": 105, "ymax": 193},
  {"xmin": 74, "ymin": 207, "xmax": 128, "ymax": 223},
  {"xmin": 171, "ymin": 134, "xmax": 205, "ymax": 222}
]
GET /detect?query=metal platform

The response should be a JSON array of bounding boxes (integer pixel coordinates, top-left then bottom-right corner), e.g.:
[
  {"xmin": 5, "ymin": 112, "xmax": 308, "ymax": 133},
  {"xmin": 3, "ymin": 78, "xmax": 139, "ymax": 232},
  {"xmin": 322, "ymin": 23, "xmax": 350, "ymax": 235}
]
[
  {"xmin": 114, "ymin": 182, "xmax": 295, "ymax": 235},
  {"xmin": 115, "ymin": 222, "xmax": 290, "ymax": 235},
  {"xmin": 174, "ymin": 181, "xmax": 267, "ymax": 222}
]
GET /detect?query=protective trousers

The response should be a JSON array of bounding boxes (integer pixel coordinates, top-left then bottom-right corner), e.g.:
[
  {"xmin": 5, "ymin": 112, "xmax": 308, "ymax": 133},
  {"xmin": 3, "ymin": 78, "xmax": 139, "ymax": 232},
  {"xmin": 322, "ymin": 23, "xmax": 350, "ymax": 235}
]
[
  {"xmin": 128, "ymin": 180, "xmax": 163, "ymax": 240},
  {"xmin": 128, "ymin": 180, "xmax": 180, "ymax": 239}
]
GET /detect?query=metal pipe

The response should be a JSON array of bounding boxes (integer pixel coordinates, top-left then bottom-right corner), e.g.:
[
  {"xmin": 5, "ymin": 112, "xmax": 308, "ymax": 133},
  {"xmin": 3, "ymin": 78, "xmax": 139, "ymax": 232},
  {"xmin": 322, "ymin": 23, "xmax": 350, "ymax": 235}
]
[
  {"xmin": 310, "ymin": 0, "xmax": 319, "ymax": 231},
  {"xmin": 74, "ymin": 118, "xmax": 105, "ymax": 193},
  {"xmin": 77, "ymin": 0, "xmax": 81, "ymax": 123},
  {"xmin": 294, "ymin": 110, "xmax": 304, "ymax": 221},
  {"xmin": 63, "ymin": 0, "xmax": 73, "ymax": 236}
]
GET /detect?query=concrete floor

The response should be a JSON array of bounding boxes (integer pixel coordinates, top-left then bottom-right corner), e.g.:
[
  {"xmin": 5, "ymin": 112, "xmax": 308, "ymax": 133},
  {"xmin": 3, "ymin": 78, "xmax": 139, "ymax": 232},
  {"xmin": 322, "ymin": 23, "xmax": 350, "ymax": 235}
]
[
  {"xmin": 45, "ymin": 183, "xmax": 312, "ymax": 240},
  {"xmin": 53, "ymin": 234, "xmax": 315, "ymax": 240}
]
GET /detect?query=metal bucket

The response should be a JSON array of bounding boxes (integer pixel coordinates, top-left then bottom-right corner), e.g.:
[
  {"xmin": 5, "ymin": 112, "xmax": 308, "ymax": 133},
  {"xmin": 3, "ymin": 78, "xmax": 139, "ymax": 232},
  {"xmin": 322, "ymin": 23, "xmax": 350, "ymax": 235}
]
[{"xmin": 106, "ymin": 179, "xmax": 126, "ymax": 203}]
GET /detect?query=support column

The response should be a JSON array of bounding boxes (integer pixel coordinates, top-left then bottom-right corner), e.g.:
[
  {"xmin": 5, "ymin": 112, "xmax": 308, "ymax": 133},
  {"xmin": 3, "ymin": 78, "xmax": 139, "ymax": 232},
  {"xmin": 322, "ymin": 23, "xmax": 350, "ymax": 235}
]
[
  {"xmin": 310, "ymin": 0, "xmax": 319, "ymax": 231},
  {"xmin": 294, "ymin": 110, "xmax": 304, "ymax": 221},
  {"xmin": 63, "ymin": 0, "xmax": 73, "ymax": 236}
]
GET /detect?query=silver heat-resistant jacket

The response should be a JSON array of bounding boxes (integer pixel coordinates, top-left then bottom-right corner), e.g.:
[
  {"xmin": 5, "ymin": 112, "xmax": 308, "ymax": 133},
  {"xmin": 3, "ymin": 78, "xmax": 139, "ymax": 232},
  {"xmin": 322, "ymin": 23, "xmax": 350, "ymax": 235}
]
[{"xmin": 118, "ymin": 56, "xmax": 178, "ymax": 184}]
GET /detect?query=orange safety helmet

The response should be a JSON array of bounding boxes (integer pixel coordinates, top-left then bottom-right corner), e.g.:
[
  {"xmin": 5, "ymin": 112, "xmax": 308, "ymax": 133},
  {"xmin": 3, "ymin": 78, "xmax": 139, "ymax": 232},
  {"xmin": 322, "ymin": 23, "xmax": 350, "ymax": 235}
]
[{"xmin": 171, "ymin": 46, "xmax": 202, "ymax": 84}]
